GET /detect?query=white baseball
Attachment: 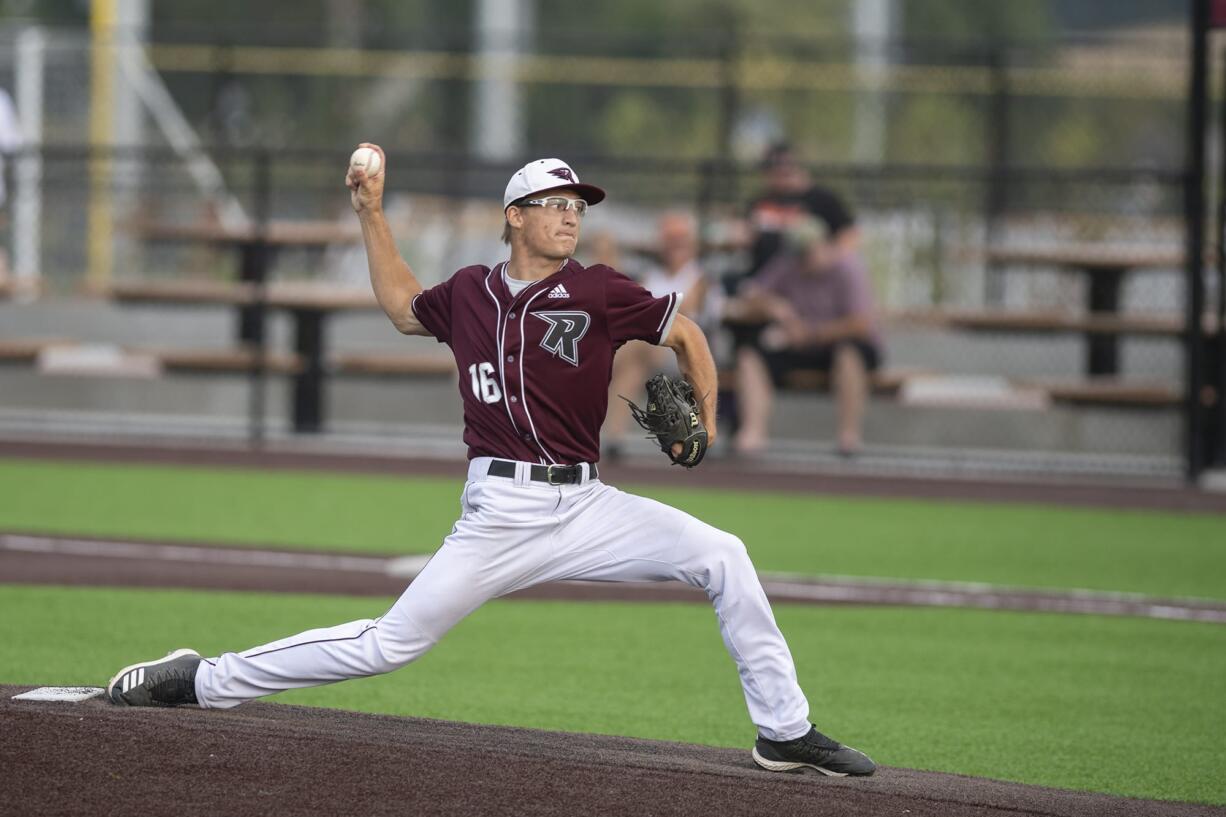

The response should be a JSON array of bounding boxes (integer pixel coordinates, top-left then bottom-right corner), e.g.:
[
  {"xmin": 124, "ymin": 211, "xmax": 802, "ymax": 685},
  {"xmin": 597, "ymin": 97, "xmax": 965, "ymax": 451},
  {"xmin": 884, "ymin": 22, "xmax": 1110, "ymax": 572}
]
[{"xmin": 350, "ymin": 147, "xmax": 382, "ymax": 178}]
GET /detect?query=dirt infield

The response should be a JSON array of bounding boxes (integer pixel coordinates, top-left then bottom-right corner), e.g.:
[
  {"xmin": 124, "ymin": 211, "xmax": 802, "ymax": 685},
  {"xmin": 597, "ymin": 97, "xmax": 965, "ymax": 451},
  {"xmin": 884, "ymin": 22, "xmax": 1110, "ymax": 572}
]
[
  {"xmin": 4, "ymin": 686, "xmax": 1221, "ymax": 817},
  {"xmin": 5, "ymin": 531, "xmax": 1226, "ymax": 623}
]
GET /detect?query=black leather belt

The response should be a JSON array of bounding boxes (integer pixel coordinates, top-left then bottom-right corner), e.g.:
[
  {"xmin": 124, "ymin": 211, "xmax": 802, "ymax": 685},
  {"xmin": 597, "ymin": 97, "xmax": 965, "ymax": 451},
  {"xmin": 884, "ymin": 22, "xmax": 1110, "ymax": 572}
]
[{"xmin": 487, "ymin": 460, "xmax": 597, "ymax": 485}]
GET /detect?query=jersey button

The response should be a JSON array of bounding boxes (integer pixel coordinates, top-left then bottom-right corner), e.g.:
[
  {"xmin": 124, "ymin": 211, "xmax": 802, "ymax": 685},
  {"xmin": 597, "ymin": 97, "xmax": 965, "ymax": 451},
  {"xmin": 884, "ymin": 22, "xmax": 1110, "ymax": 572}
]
[
  {"xmin": 506, "ymin": 355, "xmax": 514, "ymax": 363},
  {"xmin": 510, "ymin": 395, "xmax": 518, "ymax": 403},
  {"xmin": 521, "ymin": 433, "xmax": 531, "ymax": 441},
  {"xmin": 509, "ymin": 312, "xmax": 517, "ymax": 319}
]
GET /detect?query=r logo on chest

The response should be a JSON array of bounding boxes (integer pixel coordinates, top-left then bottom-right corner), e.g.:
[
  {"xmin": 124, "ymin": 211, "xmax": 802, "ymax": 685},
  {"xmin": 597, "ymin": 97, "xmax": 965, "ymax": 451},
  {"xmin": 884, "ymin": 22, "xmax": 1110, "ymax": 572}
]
[{"xmin": 533, "ymin": 311, "xmax": 591, "ymax": 367}]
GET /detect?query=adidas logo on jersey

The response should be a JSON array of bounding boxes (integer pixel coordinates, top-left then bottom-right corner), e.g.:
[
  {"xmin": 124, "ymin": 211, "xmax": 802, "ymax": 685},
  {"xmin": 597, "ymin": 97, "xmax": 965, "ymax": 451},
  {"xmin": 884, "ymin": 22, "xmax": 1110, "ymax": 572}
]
[{"xmin": 547, "ymin": 284, "xmax": 570, "ymax": 299}]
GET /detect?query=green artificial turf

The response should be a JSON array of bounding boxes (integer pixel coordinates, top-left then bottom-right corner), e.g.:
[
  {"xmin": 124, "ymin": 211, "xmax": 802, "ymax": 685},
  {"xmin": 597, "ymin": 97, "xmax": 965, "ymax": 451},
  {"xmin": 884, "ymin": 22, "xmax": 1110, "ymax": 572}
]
[
  {"xmin": 2, "ymin": 457, "xmax": 1226, "ymax": 599},
  {"xmin": 1, "ymin": 584, "xmax": 1223, "ymax": 805},
  {"xmin": 0, "ymin": 458, "xmax": 460, "ymax": 553}
]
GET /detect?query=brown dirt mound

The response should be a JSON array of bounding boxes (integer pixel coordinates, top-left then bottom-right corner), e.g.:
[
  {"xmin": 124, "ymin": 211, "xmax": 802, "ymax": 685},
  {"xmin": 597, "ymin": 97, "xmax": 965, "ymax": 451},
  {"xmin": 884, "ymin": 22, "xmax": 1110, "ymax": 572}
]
[{"xmin": 3, "ymin": 686, "xmax": 1221, "ymax": 817}]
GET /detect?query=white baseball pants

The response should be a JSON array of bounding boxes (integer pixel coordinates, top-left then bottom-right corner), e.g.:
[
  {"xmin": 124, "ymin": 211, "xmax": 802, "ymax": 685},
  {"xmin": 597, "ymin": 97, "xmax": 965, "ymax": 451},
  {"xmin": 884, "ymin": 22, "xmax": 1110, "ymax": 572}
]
[{"xmin": 194, "ymin": 457, "xmax": 812, "ymax": 741}]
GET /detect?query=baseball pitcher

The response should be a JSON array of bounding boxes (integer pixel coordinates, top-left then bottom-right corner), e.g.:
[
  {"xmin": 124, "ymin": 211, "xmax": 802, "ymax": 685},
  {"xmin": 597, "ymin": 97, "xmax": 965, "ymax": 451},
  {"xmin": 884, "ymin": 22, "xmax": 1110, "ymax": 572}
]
[{"xmin": 105, "ymin": 148, "xmax": 875, "ymax": 778}]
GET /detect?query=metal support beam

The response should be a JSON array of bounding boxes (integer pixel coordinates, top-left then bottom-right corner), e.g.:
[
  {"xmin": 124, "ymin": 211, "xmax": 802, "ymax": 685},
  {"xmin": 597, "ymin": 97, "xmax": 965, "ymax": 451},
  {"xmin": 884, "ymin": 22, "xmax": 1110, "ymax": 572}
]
[{"xmin": 1185, "ymin": 0, "xmax": 1210, "ymax": 481}]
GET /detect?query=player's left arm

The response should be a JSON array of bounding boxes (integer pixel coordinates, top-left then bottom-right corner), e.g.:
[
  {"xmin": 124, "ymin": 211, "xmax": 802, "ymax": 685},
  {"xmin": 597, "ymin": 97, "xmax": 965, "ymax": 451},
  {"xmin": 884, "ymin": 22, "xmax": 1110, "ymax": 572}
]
[{"xmin": 661, "ymin": 314, "xmax": 719, "ymax": 449}]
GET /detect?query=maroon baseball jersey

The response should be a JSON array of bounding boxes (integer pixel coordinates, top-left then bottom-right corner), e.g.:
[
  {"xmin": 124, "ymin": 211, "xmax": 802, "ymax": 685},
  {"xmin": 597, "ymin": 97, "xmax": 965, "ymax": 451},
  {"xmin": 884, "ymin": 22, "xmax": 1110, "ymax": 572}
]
[{"xmin": 411, "ymin": 259, "xmax": 683, "ymax": 464}]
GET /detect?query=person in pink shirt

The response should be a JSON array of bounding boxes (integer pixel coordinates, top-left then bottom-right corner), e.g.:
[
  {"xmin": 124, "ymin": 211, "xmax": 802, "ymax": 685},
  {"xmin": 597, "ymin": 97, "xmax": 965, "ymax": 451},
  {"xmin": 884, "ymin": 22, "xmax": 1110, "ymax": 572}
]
[{"xmin": 728, "ymin": 217, "xmax": 883, "ymax": 457}]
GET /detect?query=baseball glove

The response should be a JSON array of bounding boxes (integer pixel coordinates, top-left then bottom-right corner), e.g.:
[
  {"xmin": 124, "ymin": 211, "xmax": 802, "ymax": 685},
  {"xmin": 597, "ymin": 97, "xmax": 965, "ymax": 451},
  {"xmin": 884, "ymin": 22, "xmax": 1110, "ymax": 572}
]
[{"xmin": 624, "ymin": 373, "xmax": 708, "ymax": 468}]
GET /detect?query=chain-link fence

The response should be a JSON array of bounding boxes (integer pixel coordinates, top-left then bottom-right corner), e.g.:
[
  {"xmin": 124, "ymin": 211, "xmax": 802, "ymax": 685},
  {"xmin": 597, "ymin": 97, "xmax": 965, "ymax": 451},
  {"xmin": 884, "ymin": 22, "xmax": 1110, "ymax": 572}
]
[{"xmin": 0, "ymin": 19, "xmax": 1210, "ymax": 479}]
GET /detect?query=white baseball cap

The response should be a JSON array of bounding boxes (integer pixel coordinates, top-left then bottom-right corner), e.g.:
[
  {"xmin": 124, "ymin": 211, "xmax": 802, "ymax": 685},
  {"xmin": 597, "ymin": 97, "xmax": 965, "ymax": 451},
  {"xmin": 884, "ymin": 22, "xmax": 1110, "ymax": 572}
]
[{"xmin": 503, "ymin": 158, "xmax": 606, "ymax": 211}]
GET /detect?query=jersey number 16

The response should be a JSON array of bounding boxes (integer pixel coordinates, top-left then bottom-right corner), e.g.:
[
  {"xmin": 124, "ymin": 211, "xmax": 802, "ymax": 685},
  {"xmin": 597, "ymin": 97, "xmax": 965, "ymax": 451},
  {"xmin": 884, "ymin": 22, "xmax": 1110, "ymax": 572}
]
[{"xmin": 468, "ymin": 362, "xmax": 503, "ymax": 404}]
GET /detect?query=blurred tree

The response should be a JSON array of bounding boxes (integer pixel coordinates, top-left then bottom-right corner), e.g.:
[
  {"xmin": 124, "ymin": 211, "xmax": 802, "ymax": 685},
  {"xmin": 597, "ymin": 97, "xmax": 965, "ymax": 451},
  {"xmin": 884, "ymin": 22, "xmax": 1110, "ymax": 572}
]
[
  {"xmin": 0, "ymin": 0, "xmax": 85, "ymax": 24},
  {"xmin": 64, "ymin": 0, "xmax": 1182, "ymax": 179},
  {"xmin": 1054, "ymin": 0, "xmax": 1187, "ymax": 32},
  {"xmin": 150, "ymin": 0, "xmax": 472, "ymax": 153},
  {"xmin": 888, "ymin": 95, "xmax": 984, "ymax": 166},
  {"xmin": 898, "ymin": 0, "xmax": 1056, "ymax": 43}
]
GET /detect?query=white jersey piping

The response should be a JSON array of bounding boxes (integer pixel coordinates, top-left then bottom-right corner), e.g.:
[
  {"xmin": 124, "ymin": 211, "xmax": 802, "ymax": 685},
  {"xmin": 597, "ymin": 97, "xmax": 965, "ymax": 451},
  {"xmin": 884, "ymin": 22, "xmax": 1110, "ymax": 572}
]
[
  {"xmin": 483, "ymin": 264, "xmax": 522, "ymax": 437},
  {"xmin": 518, "ymin": 286, "xmax": 559, "ymax": 464},
  {"xmin": 657, "ymin": 291, "xmax": 684, "ymax": 344},
  {"xmin": 409, "ymin": 292, "xmax": 423, "ymax": 328}
]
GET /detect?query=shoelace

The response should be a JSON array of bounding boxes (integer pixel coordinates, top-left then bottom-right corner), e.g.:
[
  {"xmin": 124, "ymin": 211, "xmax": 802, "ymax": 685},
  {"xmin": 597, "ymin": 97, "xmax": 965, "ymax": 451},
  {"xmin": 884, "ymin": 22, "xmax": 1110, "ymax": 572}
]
[
  {"xmin": 146, "ymin": 667, "xmax": 197, "ymax": 704},
  {"xmin": 783, "ymin": 731, "xmax": 840, "ymax": 762}
]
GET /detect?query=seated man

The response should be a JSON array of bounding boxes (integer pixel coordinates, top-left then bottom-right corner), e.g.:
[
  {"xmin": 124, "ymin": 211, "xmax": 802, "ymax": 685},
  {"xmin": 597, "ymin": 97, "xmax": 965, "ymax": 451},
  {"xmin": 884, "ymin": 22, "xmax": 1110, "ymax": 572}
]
[
  {"xmin": 603, "ymin": 211, "xmax": 722, "ymax": 457},
  {"xmin": 727, "ymin": 217, "xmax": 882, "ymax": 457}
]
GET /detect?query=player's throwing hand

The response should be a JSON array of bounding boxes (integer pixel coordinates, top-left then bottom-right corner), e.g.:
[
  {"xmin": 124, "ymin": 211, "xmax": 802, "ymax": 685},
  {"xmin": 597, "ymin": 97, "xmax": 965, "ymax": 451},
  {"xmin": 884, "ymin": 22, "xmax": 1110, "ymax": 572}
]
[{"xmin": 346, "ymin": 142, "xmax": 386, "ymax": 215}]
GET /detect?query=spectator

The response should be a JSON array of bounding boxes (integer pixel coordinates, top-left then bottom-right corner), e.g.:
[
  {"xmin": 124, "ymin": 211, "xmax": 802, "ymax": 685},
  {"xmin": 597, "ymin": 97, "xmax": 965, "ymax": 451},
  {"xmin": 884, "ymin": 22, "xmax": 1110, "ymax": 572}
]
[
  {"xmin": 745, "ymin": 141, "xmax": 858, "ymax": 278},
  {"xmin": 727, "ymin": 216, "xmax": 883, "ymax": 458},
  {"xmin": 723, "ymin": 140, "xmax": 863, "ymax": 394},
  {"xmin": 604, "ymin": 212, "xmax": 722, "ymax": 457}
]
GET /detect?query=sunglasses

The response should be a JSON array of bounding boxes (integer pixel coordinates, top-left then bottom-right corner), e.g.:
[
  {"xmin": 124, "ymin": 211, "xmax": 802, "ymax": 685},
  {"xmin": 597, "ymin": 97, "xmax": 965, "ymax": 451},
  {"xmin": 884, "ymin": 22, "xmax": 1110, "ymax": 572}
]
[{"xmin": 518, "ymin": 196, "xmax": 589, "ymax": 217}]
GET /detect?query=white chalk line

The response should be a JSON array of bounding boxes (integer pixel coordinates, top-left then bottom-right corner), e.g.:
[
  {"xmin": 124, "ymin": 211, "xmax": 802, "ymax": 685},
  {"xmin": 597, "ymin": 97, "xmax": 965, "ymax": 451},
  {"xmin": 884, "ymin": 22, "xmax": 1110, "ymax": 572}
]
[
  {"xmin": 756, "ymin": 581, "xmax": 1226, "ymax": 624},
  {"xmin": 0, "ymin": 533, "xmax": 392, "ymax": 573},
  {"xmin": 2, "ymin": 532, "xmax": 1224, "ymax": 624}
]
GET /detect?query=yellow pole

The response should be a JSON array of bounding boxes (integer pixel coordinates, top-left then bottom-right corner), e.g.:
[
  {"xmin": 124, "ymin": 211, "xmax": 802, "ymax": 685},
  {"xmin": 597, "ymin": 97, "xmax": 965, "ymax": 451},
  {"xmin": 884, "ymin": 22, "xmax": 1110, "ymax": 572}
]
[{"xmin": 88, "ymin": 0, "xmax": 116, "ymax": 291}]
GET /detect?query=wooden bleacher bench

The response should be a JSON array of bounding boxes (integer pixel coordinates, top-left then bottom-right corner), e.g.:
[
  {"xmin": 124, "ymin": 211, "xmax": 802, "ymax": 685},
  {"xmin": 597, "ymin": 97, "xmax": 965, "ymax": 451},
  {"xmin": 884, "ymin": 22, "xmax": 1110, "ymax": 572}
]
[
  {"xmin": 717, "ymin": 366, "xmax": 930, "ymax": 398},
  {"xmin": 126, "ymin": 348, "xmax": 455, "ymax": 379},
  {"xmin": 331, "ymin": 352, "xmax": 455, "ymax": 378},
  {"xmin": 0, "ymin": 277, "xmax": 39, "ymax": 300},
  {"xmin": 889, "ymin": 308, "xmax": 1217, "ymax": 337},
  {"xmin": 0, "ymin": 338, "xmax": 75, "ymax": 363},
  {"xmin": 8, "ymin": 344, "xmax": 461, "ymax": 380},
  {"xmin": 108, "ymin": 279, "xmax": 258, "ymax": 306},
  {"xmin": 1016, "ymin": 378, "xmax": 1182, "ymax": 409},
  {"xmin": 131, "ymin": 347, "xmax": 305, "ymax": 375},
  {"xmin": 780, "ymin": 367, "xmax": 926, "ymax": 397}
]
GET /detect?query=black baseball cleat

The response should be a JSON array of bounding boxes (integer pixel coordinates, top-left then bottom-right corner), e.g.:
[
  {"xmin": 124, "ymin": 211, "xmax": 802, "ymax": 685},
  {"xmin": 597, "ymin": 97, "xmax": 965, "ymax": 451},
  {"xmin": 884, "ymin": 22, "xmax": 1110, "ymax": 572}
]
[
  {"xmin": 106, "ymin": 648, "xmax": 202, "ymax": 707},
  {"xmin": 752, "ymin": 726, "xmax": 876, "ymax": 777}
]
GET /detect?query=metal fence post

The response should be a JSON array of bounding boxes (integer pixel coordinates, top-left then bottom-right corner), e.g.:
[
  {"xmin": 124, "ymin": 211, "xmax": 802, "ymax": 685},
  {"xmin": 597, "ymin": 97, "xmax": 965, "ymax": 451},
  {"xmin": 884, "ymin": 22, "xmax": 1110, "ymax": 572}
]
[
  {"xmin": 246, "ymin": 148, "xmax": 271, "ymax": 447},
  {"xmin": 1212, "ymin": 42, "xmax": 1226, "ymax": 468},
  {"xmin": 716, "ymin": 17, "xmax": 741, "ymax": 206},
  {"xmin": 1184, "ymin": 0, "xmax": 1210, "ymax": 481},
  {"xmin": 983, "ymin": 43, "xmax": 1010, "ymax": 308}
]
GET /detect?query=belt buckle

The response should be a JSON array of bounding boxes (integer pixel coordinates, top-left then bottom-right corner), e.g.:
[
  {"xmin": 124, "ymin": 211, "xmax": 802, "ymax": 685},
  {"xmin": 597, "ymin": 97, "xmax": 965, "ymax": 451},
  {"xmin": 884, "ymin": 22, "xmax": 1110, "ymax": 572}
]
[{"xmin": 545, "ymin": 464, "xmax": 567, "ymax": 485}]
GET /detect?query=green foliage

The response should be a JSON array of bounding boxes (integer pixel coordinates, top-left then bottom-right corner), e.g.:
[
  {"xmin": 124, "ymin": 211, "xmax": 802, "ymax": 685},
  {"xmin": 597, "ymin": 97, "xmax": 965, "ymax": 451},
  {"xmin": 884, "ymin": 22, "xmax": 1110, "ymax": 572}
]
[
  {"xmin": 4, "ymin": 585, "xmax": 1223, "ymax": 804},
  {"xmin": 888, "ymin": 95, "xmax": 986, "ymax": 165},
  {"xmin": 1014, "ymin": 96, "xmax": 1186, "ymax": 171},
  {"xmin": 596, "ymin": 90, "xmax": 721, "ymax": 157},
  {"xmin": 9, "ymin": 0, "xmax": 1186, "ymax": 175},
  {"xmin": 749, "ymin": 88, "xmax": 855, "ymax": 164},
  {"xmin": 899, "ymin": 0, "xmax": 1057, "ymax": 43},
  {"xmin": 535, "ymin": 0, "xmax": 846, "ymax": 45}
]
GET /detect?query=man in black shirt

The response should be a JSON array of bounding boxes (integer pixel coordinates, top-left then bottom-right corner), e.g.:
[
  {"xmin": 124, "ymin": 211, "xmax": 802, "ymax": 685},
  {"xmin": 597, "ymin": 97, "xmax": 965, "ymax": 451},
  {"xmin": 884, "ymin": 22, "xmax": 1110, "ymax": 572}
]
[
  {"xmin": 726, "ymin": 143, "xmax": 876, "ymax": 457},
  {"xmin": 746, "ymin": 142, "xmax": 858, "ymax": 275}
]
